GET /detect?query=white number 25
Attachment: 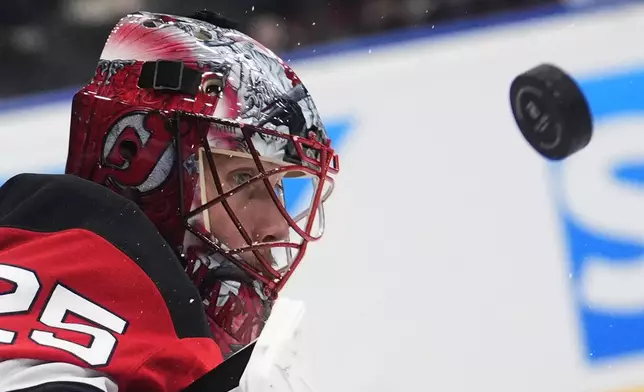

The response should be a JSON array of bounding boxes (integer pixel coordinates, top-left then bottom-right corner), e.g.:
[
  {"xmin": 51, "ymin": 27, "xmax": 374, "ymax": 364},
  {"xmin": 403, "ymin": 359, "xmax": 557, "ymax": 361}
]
[{"xmin": 0, "ymin": 263, "xmax": 128, "ymax": 367}]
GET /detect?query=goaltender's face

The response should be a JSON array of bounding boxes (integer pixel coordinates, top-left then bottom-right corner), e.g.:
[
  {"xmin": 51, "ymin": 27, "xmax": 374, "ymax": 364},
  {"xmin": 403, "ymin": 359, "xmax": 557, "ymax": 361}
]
[{"xmin": 203, "ymin": 152, "xmax": 289, "ymax": 273}]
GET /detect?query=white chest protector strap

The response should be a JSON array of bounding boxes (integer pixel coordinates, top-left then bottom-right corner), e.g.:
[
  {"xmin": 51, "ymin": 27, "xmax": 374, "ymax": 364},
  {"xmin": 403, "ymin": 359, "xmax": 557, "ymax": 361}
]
[{"xmin": 235, "ymin": 297, "xmax": 315, "ymax": 392}]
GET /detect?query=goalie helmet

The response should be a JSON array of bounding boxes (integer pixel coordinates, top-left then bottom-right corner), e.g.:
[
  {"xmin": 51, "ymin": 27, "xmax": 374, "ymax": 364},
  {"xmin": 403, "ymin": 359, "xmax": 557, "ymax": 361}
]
[{"xmin": 66, "ymin": 10, "xmax": 339, "ymax": 356}]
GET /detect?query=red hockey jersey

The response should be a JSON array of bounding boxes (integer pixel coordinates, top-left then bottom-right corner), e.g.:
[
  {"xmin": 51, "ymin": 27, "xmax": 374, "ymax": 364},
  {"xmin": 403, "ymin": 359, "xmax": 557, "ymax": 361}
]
[{"xmin": 0, "ymin": 174, "xmax": 225, "ymax": 392}]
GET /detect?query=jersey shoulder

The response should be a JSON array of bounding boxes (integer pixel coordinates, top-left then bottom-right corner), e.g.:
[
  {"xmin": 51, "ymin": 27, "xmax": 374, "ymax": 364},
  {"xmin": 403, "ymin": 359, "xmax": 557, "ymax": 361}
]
[
  {"xmin": 0, "ymin": 174, "xmax": 223, "ymax": 391},
  {"xmin": 0, "ymin": 173, "xmax": 208, "ymax": 339}
]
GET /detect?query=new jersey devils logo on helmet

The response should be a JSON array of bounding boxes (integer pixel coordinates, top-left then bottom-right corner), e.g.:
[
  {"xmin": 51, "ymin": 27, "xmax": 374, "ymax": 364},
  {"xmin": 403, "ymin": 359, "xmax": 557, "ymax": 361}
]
[{"xmin": 101, "ymin": 111, "xmax": 175, "ymax": 193}]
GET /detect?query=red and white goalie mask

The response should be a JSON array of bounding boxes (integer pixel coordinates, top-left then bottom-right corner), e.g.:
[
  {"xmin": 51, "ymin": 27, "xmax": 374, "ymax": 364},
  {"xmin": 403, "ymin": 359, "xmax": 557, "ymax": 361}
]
[{"xmin": 65, "ymin": 10, "xmax": 339, "ymax": 357}]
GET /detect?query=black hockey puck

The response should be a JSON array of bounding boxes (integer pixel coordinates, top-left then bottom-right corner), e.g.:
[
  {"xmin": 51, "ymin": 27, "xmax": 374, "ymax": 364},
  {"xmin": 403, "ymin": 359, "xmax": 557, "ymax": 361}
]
[{"xmin": 509, "ymin": 64, "xmax": 593, "ymax": 160}]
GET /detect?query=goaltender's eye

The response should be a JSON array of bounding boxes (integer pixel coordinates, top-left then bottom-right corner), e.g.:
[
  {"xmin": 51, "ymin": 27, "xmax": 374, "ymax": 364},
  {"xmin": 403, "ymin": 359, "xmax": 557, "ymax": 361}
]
[
  {"xmin": 202, "ymin": 77, "xmax": 224, "ymax": 96},
  {"xmin": 231, "ymin": 171, "xmax": 253, "ymax": 186}
]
